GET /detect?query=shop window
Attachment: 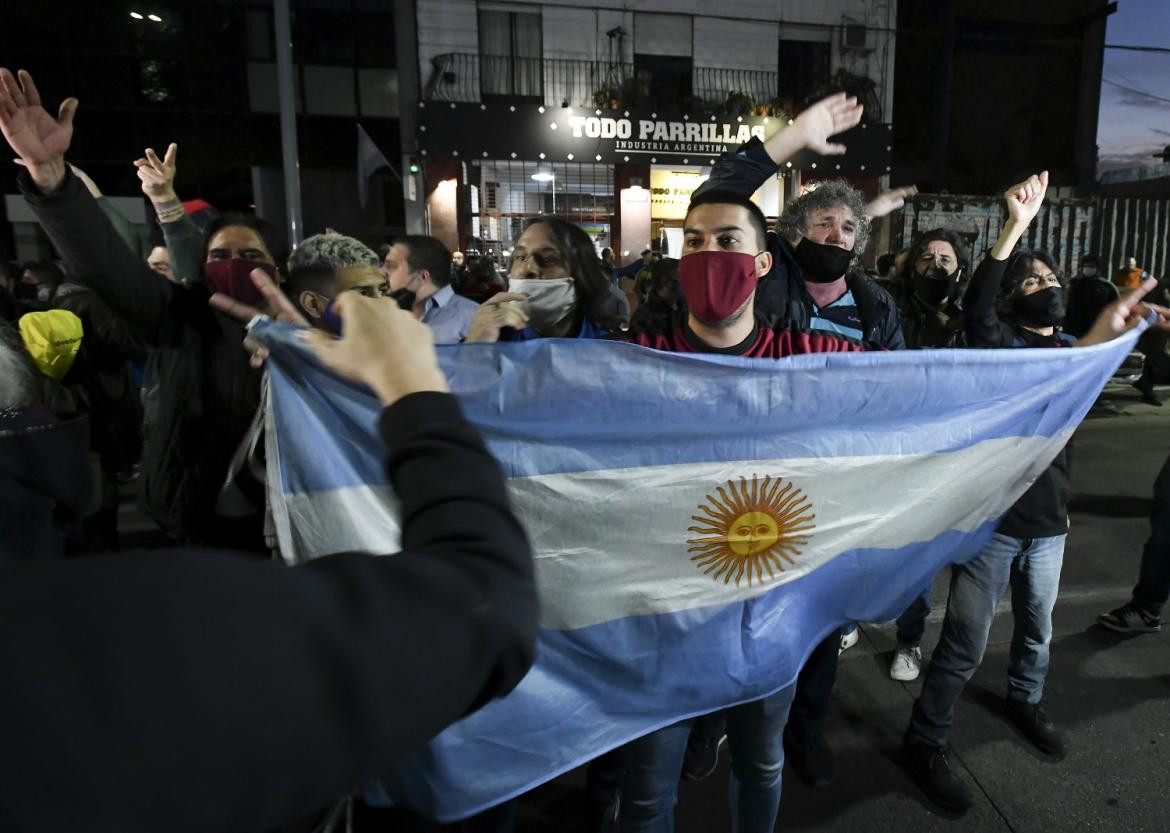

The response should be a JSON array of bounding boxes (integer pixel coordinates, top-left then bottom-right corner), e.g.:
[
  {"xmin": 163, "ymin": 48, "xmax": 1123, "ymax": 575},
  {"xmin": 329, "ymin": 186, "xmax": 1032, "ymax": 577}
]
[{"xmin": 478, "ymin": 8, "xmax": 542, "ymax": 102}]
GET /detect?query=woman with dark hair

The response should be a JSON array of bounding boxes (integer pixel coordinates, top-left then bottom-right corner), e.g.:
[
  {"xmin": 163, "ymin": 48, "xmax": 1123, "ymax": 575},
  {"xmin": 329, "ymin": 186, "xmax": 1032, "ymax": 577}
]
[
  {"xmin": 1, "ymin": 70, "xmax": 286, "ymax": 549},
  {"xmin": 466, "ymin": 215, "xmax": 624, "ymax": 342},
  {"xmin": 903, "ymin": 171, "xmax": 1166, "ymax": 812},
  {"xmin": 891, "ymin": 227, "xmax": 971, "ymax": 350}
]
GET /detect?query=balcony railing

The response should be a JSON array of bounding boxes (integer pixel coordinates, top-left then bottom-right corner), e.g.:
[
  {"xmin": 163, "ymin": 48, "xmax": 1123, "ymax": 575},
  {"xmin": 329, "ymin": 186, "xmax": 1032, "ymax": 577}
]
[{"xmin": 424, "ymin": 53, "xmax": 789, "ymax": 115}]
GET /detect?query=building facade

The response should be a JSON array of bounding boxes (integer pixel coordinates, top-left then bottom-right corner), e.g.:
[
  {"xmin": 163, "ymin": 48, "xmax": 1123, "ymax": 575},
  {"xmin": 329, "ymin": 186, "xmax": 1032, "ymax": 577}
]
[{"xmin": 406, "ymin": 0, "xmax": 898, "ymax": 263}]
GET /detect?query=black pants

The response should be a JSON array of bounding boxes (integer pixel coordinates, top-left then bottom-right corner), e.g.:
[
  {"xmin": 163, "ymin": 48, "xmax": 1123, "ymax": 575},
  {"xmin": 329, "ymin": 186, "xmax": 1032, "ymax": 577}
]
[{"xmin": 787, "ymin": 628, "xmax": 844, "ymax": 736}]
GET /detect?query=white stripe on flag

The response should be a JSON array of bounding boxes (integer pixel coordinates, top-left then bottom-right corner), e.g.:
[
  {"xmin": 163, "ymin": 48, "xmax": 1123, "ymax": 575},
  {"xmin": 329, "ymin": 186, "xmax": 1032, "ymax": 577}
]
[{"xmin": 515, "ymin": 432, "xmax": 1066, "ymax": 628}]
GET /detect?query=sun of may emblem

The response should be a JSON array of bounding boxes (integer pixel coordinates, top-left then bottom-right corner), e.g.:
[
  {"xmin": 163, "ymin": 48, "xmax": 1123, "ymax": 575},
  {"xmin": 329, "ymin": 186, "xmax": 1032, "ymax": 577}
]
[{"xmin": 687, "ymin": 474, "xmax": 816, "ymax": 586}]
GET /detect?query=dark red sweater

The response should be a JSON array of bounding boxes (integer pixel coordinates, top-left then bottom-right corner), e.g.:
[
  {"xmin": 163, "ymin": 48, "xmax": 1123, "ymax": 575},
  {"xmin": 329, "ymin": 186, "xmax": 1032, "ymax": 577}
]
[{"xmin": 629, "ymin": 312, "xmax": 867, "ymax": 358}]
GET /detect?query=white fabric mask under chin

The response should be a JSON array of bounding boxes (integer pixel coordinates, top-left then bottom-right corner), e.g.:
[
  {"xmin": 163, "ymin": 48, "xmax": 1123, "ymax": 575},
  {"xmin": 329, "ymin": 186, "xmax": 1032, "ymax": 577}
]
[{"xmin": 508, "ymin": 277, "xmax": 578, "ymax": 334}]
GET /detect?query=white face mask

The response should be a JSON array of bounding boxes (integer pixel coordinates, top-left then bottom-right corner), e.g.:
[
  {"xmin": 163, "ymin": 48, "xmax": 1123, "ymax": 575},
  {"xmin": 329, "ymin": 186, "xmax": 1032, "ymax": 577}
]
[
  {"xmin": 1082, "ymin": 266, "xmax": 1098, "ymax": 277},
  {"xmin": 508, "ymin": 277, "xmax": 578, "ymax": 334}
]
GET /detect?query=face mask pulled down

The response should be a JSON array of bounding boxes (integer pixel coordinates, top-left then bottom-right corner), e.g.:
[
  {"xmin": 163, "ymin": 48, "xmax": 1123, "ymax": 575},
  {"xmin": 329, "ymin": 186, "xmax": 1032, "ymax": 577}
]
[
  {"xmin": 678, "ymin": 251, "xmax": 758, "ymax": 325},
  {"xmin": 508, "ymin": 277, "xmax": 578, "ymax": 334},
  {"xmin": 793, "ymin": 237, "xmax": 855, "ymax": 284}
]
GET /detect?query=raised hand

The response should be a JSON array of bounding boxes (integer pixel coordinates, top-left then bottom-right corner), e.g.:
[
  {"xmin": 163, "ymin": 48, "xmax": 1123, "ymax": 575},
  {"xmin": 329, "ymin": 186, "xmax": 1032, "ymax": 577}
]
[
  {"xmin": 791, "ymin": 93, "xmax": 864, "ymax": 156},
  {"xmin": 465, "ymin": 293, "xmax": 529, "ymax": 343},
  {"xmin": 0, "ymin": 69, "xmax": 76, "ymax": 192},
  {"xmin": 866, "ymin": 185, "xmax": 918, "ymax": 219},
  {"xmin": 209, "ymin": 267, "xmax": 309, "ymax": 368},
  {"xmin": 302, "ymin": 292, "xmax": 449, "ymax": 406},
  {"xmin": 135, "ymin": 143, "xmax": 179, "ymax": 202},
  {"xmin": 1004, "ymin": 171, "xmax": 1049, "ymax": 227}
]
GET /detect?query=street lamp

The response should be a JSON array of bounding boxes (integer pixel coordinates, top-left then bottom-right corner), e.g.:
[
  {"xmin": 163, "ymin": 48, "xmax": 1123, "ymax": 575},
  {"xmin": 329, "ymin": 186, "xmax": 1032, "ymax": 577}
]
[{"xmin": 531, "ymin": 169, "xmax": 555, "ymax": 214}]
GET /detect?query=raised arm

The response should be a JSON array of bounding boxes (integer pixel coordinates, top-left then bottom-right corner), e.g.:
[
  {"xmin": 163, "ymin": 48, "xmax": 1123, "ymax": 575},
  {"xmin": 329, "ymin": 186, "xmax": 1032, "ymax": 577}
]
[
  {"xmin": 699, "ymin": 93, "xmax": 863, "ymax": 198},
  {"xmin": 1, "ymin": 69, "xmax": 174, "ymax": 340},
  {"xmin": 136, "ymin": 142, "xmax": 205, "ymax": 286},
  {"xmin": 68, "ymin": 163, "xmax": 145, "ymax": 256},
  {"xmin": 962, "ymin": 171, "xmax": 1048, "ymax": 347}
]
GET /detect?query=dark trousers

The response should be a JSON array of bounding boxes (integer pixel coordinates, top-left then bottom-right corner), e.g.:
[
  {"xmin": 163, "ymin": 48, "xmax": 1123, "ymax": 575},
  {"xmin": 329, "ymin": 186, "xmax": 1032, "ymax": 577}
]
[
  {"xmin": 1133, "ymin": 450, "xmax": 1170, "ymax": 617},
  {"xmin": 787, "ymin": 629, "xmax": 843, "ymax": 736}
]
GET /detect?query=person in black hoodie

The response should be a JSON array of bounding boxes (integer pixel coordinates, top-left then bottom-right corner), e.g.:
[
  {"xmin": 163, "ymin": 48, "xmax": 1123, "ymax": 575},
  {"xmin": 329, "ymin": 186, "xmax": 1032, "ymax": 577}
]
[
  {"xmin": 0, "ymin": 69, "xmax": 283, "ymax": 551},
  {"xmin": 0, "ymin": 290, "xmax": 538, "ymax": 833},
  {"xmin": 902, "ymin": 171, "xmax": 1164, "ymax": 813}
]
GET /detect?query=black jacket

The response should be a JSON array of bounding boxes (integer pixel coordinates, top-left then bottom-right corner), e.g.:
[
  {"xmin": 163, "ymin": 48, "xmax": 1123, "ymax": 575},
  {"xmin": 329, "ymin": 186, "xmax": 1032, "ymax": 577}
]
[
  {"xmin": 0, "ymin": 406, "xmax": 92, "ymax": 560},
  {"xmin": 52, "ymin": 282, "xmax": 145, "ymax": 472},
  {"xmin": 888, "ymin": 278, "xmax": 965, "ymax": 349},
  {"xmin": 1063, "ymin": 275, "xmax": 1119, "ymax": 338},
  {"xmin": 697, "ymin": 137, "xmax": 905, "ymax": 349},
  {"xmin": 963, "ymin": 255, "xmax": 1074, "ymax": 539},
  {"xmin": 20, "ymin": 169, "xmax": 261, "ymax": 543},
  {"xmin": 627, "ymin": 292, "xmax": 677, "ymax": 337},
  {"xmin": 0, "ymin": 392, "xmax": 537, "ymax": 833}
]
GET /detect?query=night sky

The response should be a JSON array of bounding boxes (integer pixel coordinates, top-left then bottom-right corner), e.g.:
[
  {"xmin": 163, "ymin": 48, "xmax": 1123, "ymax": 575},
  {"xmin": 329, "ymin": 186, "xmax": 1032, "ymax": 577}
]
[{"xmin": 1097, "ymin": 0, "xmax": 1170, "ymax": 173}]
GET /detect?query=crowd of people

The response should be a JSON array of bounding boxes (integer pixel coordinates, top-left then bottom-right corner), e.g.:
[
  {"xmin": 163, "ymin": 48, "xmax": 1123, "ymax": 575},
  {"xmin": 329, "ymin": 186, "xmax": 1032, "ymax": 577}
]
[{"xmin": 1, "ymin": 67, "xmax": 1169, "ymax": 833}]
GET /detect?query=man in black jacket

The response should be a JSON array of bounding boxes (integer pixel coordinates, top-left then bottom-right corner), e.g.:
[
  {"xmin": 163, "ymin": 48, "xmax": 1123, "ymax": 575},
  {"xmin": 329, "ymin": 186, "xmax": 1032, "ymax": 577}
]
[{"xmin": 0, "ymin": 290, "xmax": 538, "ymax": 833}]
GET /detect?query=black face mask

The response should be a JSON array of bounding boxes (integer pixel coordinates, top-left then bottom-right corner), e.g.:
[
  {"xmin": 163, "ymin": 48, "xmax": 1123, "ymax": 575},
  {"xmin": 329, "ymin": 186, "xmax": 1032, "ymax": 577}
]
[
  {"xmin": 390, "ymin": 288, "xmax": 416, "ymax": 310},
  {"xmin": 1012, "ymin": 286, "xmax": 1065, "ymax": 327},
  {"xmin": 793, "ymin": 238, "xmax": 855, "ymax": 284},
  {"xmin": 13, "ymin": 282, "xmax": 38, "ymax": 301},
  {"xmin": 911, "ymin": 267, "xmax": 960, "ymax": 308}
]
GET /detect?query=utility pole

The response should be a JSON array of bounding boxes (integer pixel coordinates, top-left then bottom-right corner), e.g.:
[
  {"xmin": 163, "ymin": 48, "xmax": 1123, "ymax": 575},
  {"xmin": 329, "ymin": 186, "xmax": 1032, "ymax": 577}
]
[{"xmin": 273, "ymin": 0, "xmax": 304, "ymax": 247}]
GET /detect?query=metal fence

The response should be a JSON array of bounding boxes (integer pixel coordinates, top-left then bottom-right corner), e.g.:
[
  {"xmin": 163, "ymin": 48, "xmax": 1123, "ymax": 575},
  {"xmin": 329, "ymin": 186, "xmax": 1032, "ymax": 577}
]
[
  {"xmin": 896, "ymin": 194, "xmax": 1169, "ymax": 278},
  {"xmin": 1094, "ymin": 197, "xmax": 1170, "ymax": 279},
  {"xmin": 896, "ymin": 195, "xmax": 1095, "ymax": 276}
]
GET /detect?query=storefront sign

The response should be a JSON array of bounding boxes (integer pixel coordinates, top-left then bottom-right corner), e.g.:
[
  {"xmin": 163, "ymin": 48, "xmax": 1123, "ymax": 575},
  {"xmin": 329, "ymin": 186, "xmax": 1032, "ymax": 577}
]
[
  {"xmin": 417, "ymin": 103, "xmax": 892, "ymax": 172},
  {"xmin": 650, "ymin": 167, "xmax": 708, "ymax": 220}
]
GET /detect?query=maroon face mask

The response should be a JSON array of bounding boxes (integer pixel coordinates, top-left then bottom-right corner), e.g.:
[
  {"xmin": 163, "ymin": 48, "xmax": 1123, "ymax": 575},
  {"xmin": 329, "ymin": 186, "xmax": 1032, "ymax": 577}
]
[
  {"xmin": 204, "ymin": 259, "xmax": 277, "ymax": 306},
  {"xmin": 678, "ymin": 250, "xmax": 759, "ymax": 324}
]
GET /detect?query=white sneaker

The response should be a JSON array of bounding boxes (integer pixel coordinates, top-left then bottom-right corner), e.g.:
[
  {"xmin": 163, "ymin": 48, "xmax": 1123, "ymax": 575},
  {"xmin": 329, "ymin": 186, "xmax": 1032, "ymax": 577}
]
[
  {"xmin": 889, "ymin": 645, "xmax": 922, "ymax": 681},
  {"xmin": 838, "ymin": 626, "xmax": 859, "ymax": 655}
]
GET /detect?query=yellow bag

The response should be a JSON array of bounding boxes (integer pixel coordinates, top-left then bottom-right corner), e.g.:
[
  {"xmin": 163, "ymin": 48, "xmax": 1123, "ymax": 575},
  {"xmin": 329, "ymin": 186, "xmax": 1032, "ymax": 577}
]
[{"xmin": 18, "ymin": 309, "xmax": 84, "ymax": 382}]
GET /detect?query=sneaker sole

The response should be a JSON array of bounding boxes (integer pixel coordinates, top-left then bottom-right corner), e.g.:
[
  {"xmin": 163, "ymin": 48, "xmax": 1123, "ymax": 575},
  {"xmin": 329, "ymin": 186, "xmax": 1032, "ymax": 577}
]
[
  {"xmin": 1097, "ymin": 618, "xmax": 1161, "ymax": 634},
  {"xmin": 890, "ymin": 668, "xmax": 921, "ymax": 682}
]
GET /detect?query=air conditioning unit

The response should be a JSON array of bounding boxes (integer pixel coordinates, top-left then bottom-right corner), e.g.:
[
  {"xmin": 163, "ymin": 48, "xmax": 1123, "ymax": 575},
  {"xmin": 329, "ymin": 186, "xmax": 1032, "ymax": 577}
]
[{"xmin": 840, "ymin": 23, "xmax": 873, "ymax": 52}]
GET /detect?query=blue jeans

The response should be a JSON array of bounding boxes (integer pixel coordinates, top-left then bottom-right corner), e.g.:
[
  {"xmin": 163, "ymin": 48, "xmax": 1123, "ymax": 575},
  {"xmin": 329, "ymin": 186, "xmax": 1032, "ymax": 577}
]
[
  {"xmin": 620, "ymin": 685, "xmax": 795, "ymax": 833},
  {"xmin": 908, "ymin": 532, "xmax": 1066, "ymax": 747},
  {"xmin": 895, "ymin": 586, "xmax": 933, "ymax": 647}
]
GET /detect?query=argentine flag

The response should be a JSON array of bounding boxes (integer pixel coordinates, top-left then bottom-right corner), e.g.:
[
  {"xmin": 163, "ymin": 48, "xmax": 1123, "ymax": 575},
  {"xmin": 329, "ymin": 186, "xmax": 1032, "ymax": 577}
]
[{"xmin": 251, "ymin": 320, "xmax": 1138, "ymax": 821}]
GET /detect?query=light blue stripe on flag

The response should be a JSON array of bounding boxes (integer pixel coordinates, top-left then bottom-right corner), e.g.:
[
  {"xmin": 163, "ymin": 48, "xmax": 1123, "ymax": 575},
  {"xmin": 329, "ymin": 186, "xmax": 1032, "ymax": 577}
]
[{"xmin": 251, "ymin": 321, "xmax": 1138, "ymax": 821}]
